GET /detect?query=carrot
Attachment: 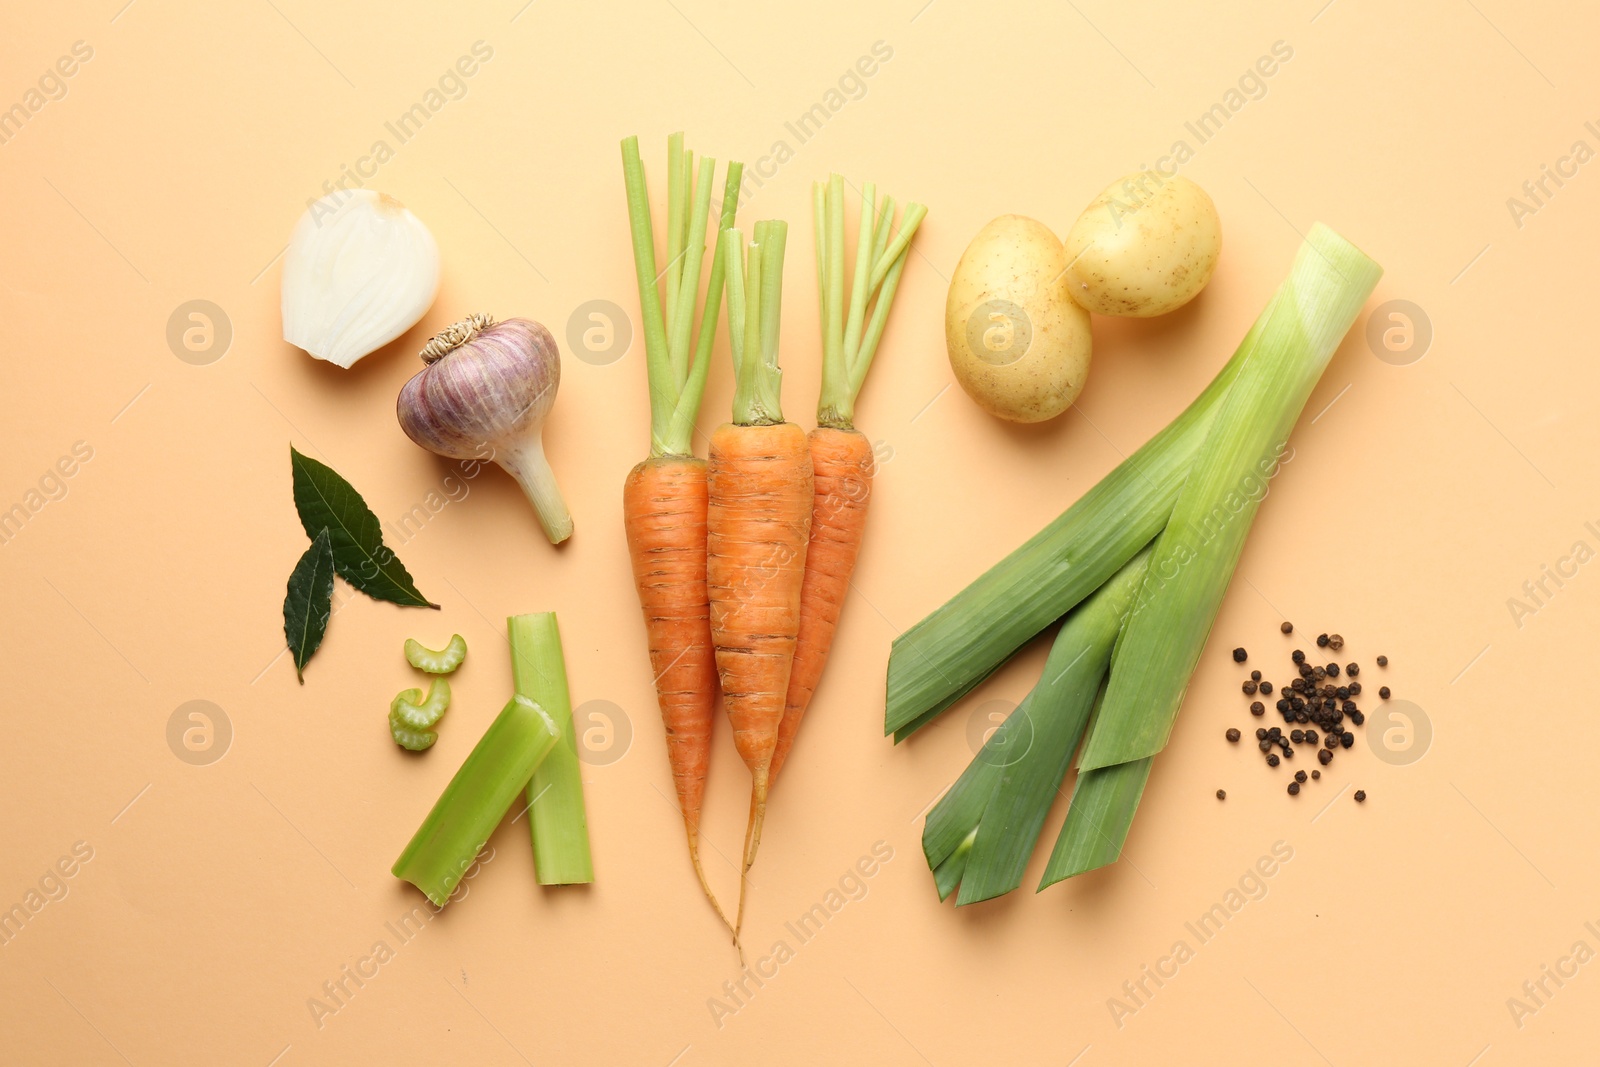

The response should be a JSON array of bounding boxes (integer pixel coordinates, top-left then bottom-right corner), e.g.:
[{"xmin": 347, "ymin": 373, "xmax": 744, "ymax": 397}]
[
  {"xmin": 769, "ymin": 426, "xmax": 873, "ymax": 781},
  {"xmin": 769, "ymin": 176, "xmax": 926, "ymax": 784},
  {"xmin": 620, "ymin": 134, "xmax": 744, "ymax": 938},
  {"xmin": 622, "ymin": 457, "xmax": 725, "ymax": 920},
  {"xmin": 712, "ymin": 222, "xmax": 812, "ymax": 932}
]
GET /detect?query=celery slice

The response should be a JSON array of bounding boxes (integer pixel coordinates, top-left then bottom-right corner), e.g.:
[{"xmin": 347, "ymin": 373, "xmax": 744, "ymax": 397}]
[
  {"xmin": 391, "ymin": 678, "xmax": 451, "ymax": 730},
  {"xmin": 405, "ymin": 634, "xmax": 467, "ymax": 674},
  {"xmin": 509, "ymin": 612, "xmax": 594, "ymax": 884},
  {"xmin": 392, "ymin": 695, "xmax": 560, "ymax": 905},
  {"xmin": 1078, "ymin": 225, "xmax": 1382, "ymax": 772},
  {"xmin": 885, "ymin": 329, "xmax": 1254, "ymax": 739}
]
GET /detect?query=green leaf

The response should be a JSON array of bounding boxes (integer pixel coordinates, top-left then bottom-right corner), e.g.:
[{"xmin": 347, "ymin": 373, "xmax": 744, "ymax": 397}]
[
  {"xmin": 284, "ymin": 528, "xmax": 335, "ymax": 683},
  {"xmin": 289, "ymin": 445, "xmax": 437, "ymax": 609}
]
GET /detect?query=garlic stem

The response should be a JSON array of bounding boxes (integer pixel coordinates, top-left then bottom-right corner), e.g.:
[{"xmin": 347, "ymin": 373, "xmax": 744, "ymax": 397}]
[{"xmin": 497, "ymin": 437, "xmax": 573, "ymax": 544}]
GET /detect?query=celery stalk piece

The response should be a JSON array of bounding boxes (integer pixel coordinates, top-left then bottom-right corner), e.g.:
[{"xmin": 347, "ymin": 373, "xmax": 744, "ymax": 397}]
[
  {"xmin": 1078, "ymin": 224, "xmax": 1382, "ymax": 772},
  {"xmin": 884, "ymin": 327, "xmax": 1255, "ymax": 740},
  {"xmin": 509, "ymin": 612, "xmax": 594, "ymax": 884},
  {"xmin": 392, "ymin": 695, "xmax": 560, "ymax": 906},
  {"xmin": 955, "ymin": 549, "xmax": 1148, "ymax": 905}
]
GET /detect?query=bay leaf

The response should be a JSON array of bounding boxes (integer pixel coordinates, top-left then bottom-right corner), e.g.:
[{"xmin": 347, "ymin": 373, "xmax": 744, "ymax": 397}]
[
  {"xmin": 284, "ymin": 527, "xmax": 335, "ymax": 683},
  {"xmin": 289, "ymin": 445, "xmax": 437, "ymax": 609}
]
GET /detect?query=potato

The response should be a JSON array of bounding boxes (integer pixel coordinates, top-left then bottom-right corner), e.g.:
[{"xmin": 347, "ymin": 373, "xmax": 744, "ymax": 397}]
[
  {"xmin": 945, "ymin": 215, "xmax": 1092, "ymax": 424},
  {"xmin": 1063, "ymin": 173, "xmax": 1221, "ymax": 317}
]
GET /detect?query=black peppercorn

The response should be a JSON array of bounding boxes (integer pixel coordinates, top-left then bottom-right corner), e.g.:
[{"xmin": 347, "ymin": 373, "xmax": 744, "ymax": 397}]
[
  {"xmin": 1340, "ymin": 733, "xmax": 1355, "ymax": 749},
  {"xmin": 1281, "ymin": 621, "xmax": 1294, "ymax": 634},
  {"xmin": 1294, "ymin": 770, "xmax": 1307, "ymax": 783},
  {"xmin": 1295, "ymin": 711, "xmax": 1309, "ymax": 724},
  {"xmin": 1376, "ymin": 655, "xmax": 1388, "ymax": 667},
  {"xmin": 1349, "ymin": 681, "xmax": 1362, "ymax": 696},
  {"xmin": 1288, "ymin": 782, "xmax": 1300, "ymax": 795},
  {"xmin": 1290, "ymin": 729, "xmax": 1305, "ymax": 743},
  {"xmin": 1255, "ymin": 728, "xmax": 1268, "ymax": 740},
  {"xmin": 1259, "ymin": 739, "xmax": 1272, "ymax": 752},
  {"xmin": 1311, "ymin": 769, "xmax": 1321, "ymax": 780},
  {"xmin": 1226, "ymin": 728, "xmax": 1241, "ymax": 742},
  {"xmin": 1346, "ymin": 663, "xmax": 1360, "ymax": 677},
  {"xmin": 1324, "ymin": 734, "xmax": 1338, "ymax": 749},
  {"xmin": 1267, "ymin": 753, "xmax": 1280, "ymax": 767},
  {"xmin": 1313, "ymin": 666, "xmax": 1326, "ymax": 681},
  {"xmin": 1379, "ymin": 686, "xmax": 1391, "ymax": 699},
  {"xmin": 1354, "ymin": 789, "xmax": 1367, "ymax": 803},
  {"xmin": 1217, "ymin": 789, "xmax": 1226, "ymax": 800},
  {"xmin": 1326, "ymin": 663, "xmax": 1340, "ymax": 678},
  {"xmin": 1350, "ymin": 709, "xmax": 1365, "ymax": 726},
  {"xmin": 1318, "ymin": 748, "xmax": 1333, "ymax": 765},
  {"xmin": 1316, "ymin": 633, "xmax": 1329, "ymax": 648},
  {"xmin": 1259, "ymin": 681, "xmax": 1273, "ymax": 695},
  {"xmin": 1251, "ymin": 701, "xmax": 1266, "ymax": 716},
  {"xmin": 1233, "ymin": 647, "xmax": 1248, "ymax": 662},
  {"xmin": 1243, "ymin": 681, "xmax": 1257, "ymax": 695},
  {"xmin": 1292, "ymin": 649, "xmax": 1306, "ymax": 664}
]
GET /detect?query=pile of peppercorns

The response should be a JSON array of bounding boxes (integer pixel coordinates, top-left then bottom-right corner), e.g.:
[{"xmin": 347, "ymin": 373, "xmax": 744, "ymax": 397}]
[{"xmin": 1221, "ymin": 623, "xmax": 1387, "ymax": 801}]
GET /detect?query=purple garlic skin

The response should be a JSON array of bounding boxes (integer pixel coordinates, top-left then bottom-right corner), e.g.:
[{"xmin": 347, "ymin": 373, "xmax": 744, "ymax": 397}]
[
  {"xmin": 397, "ymin": 318, "xmax": 559, "ymax": 460},
  {"xmin": 397, "ymin": 317, "xmax": 572, "ymax": 543}
]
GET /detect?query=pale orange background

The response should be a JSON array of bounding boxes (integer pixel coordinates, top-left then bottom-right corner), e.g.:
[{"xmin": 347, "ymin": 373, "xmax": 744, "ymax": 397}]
[{"xmin": 3, "ymin": 0, "xmax": 1596, "ymax": 1063}]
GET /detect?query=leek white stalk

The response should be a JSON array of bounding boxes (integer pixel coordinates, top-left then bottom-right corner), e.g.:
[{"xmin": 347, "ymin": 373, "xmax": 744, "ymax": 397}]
[{"xmin": 281, "ymin": 189, "xmax": 440, "ymax": 368}]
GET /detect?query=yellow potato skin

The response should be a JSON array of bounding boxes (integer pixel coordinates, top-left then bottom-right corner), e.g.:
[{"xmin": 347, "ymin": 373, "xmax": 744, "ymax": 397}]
[
  {"xmin": 1063, "ymin": 173, "xmax": 1221, "ymax": 318},
  {"xmin": 944, "ymin": 214, "xmax": 1093, "ymax": 424}
]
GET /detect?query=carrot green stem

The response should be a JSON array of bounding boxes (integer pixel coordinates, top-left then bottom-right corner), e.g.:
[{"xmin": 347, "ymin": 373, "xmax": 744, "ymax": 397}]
[
  {"xmin": 667, "ymin": 157, "xmax": 716, "ymax": 387},
  {"xmin": 663, "ymin": 133, "xmax": 686, "ymax": 369},
  {"xmin": 622, "ymin": 134, "xmax": 743, "ymax": 458},
  {"xmin": 509, "ymin": 612, "xmax": 594, "ymax": 884},
  {"xmin": 723, "ymin": 221, "xmax": 788, "ymax": 426},
  {"xmin": 667, "ymin": 161, "xmax": 743, "ymax": 450},
  {"xmin": 814, "ymin": 175, "xmax": 926, "ymax": 429},
  {"xmin": 392, "ymin": 694, "xmax": 560, "ymax": 906}
]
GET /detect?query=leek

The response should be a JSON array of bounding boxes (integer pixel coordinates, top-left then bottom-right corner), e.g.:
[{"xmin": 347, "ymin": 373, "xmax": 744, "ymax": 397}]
[
  {"xmin": 392, "ymin": 695, "xmax": 560, "ymax": 906},
  {"xmin": 510, "ymin": 612, "xmax": 594, "ymax": 884},
  {"xmin": 1078, "ymin": 224, "xmax": 1381, "ymax": 772},
  {"xmin": 884, "ymin": 331, "xmax": 1253, "ymax": 740},
  {"xmin": 922, "ymin": 548, "xmax": 1149, "ymax": 904}
]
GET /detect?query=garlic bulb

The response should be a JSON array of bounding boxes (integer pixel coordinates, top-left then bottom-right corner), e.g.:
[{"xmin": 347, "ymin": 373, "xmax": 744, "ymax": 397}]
[
  {"xmin": 397, "ymin": 315, "xmax": 574, "ymax": 544},
  {"xmin": 282, "ymin": 189, "xmax": 440, "ymax": 368}
]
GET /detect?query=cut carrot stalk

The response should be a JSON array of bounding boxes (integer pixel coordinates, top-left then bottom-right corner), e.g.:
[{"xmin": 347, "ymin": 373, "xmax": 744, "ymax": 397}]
[
  {"xmin": 620, "ymin": 133, "xmax": 743, "ymax": 938},
  {"xmin": 769, "ymin": 177, "xmax": 924, "ymax": 782},
  {"xmin": 712, "ymin": 222, "xmax": 812, "ymax": 934}
]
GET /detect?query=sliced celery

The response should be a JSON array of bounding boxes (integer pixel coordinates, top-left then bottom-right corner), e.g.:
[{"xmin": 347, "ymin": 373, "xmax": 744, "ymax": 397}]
[
  {"xmin": 405, "ymin": 634, "xmax": 467, "ymax": 674},
  {"xmin": 509, "ymin": 612, "xmax": 594, "ymax": 884},
  {"xmin": 1078, "ymin": 225, "xmax": 1382, "ymax": 772},
  {"xmin": 392, "ymin": 695, "xmax": 560, "ymax": 906},
  {"xmin": 885, "ymin": 330, "xmax": 1254, "ymax": 739}
]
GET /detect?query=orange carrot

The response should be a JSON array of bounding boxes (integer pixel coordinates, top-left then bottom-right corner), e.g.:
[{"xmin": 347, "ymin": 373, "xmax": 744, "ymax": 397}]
[
  {"xmin": 769, "ymin": 427, "xmax": 874, "ymax": 781},
  {"xmin": 623, "ymin": 457, "xmax": 726, "ymax": 927},
  {"xmin": 706, "ymin": 421, "xmax": 812, "ymax": 916},
  {"xmin": 711, "ymin": 221, "xmax": 811, "ymax": 932},
  {"xmin": 768, "ymin": 177, "xmax": 925, "ymax": 785},
  {"xmin": 620, "ymin": 134, "xmax": 744, "ymax": 937}
]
